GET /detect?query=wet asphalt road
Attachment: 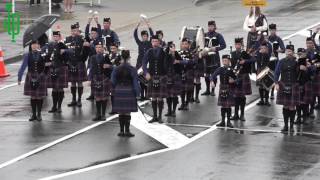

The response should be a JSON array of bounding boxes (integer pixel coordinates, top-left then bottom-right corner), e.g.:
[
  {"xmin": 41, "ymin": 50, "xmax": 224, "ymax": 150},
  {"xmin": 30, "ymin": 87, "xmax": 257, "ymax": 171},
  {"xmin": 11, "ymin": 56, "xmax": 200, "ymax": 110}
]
[{"xmin": 1, "ymin": 0, "xmax": 320, "ymax": 179}]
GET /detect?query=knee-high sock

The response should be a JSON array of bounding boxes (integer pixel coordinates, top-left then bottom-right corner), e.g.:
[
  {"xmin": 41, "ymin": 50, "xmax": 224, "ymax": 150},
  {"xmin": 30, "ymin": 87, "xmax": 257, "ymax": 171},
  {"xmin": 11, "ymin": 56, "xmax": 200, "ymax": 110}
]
[
  {"xmin": 186, "ymin": 90, "xmax": 192, "ymax": 105},
  {"xmin": 166, "ymin": 97, "xmax": 172, "ymax": 113},
  {"xmin": 172, "ymin": 97, "xmax": 179, "ymax": 113},
  {"xmin": 31, "ymin": 99, "xmax": 37, "ymax": 116},
  {"xmin": 195, "ymin": 83, "xmax": 201, "ymax": 99},
  {"xmin": 37, "ymin": 99, "xmax": 43, "ymax": 116},
  {"xmin": 283, "ymin": 108, "xmax": 289, "ymax": 127},
  {"xmin": 124, "ymin": 115, "xmax": 132, "ymax": 133},
  {"xmin": 205, "ymin": 77, "xmax": 210, "ymax": 92},
  {"xmin": 240, "ymin": 97, "xmax": 246, "ymax": 116},
  {"xmin": 158, "ymin": 100, "xmax": 164, "ymax": 119},
  {"xmin": 296, "ymin": 105, "xmax": 302, "ymax": 118},
  {"xmin": 181, "ymin": 91, "xmax": 186, "ymax": 105},
  {"xmin": 71, "ymin": 87, "xmax": 77, "ymax": 102},
  {"xmin": 119, "ymin": 115, "xmax": 126, "ymax": 132},
  {"xmin": 152, "ymin": 101, "xmax": 157, "ymax": 118},
  {"xmin": 101, "ymin": 100, "xmax": 107, "ymax": 117},
  {"xmin": 234, "ymin": 98, "xmax": 240, "ymax": 116},
  {"xmin": 51, "ymin": 91, "xmax": 58, "ymax": 109},
  {"xmin": 221, "ymin": 108, "xmax": 226, "ymax": 123},
  {"xmin": 57, "ymin": 91, "xmax": 64, "ymax": 109},
  {"xmin": 77, "ymin": 87, "xmax": 83, "ymax": 101},
  {"xmin": 259, "ymin": 88, "xmax": 264, "ymax": 101},
  {"xmin": 289, "ymin": 110, "xmax": 296, "ymax": 126},
  {"xmin": 264, "ymin": 90, "xmax": 270, "ymax": 102},
  {"xmin": 95, "ymin": 101, "xmax": 102, "ymax": 117}
]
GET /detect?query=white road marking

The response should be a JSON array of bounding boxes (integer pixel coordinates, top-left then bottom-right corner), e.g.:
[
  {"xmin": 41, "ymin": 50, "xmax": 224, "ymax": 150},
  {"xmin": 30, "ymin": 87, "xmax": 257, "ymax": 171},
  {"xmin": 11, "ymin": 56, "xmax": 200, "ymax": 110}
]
[
  {"xmin": 282, "ymin": 21, "xmax": 320, "ymax": 40},
  {"xmin": 0, "ymin": 100, "xmax": 149, "ymax": 170},
  {"xmin": 39, "ymin": 96, "xmax": 260, "ymax": 180},
  {"xmin": 0, "ymin": 81, "xmax": 24, "ymax": 91}
]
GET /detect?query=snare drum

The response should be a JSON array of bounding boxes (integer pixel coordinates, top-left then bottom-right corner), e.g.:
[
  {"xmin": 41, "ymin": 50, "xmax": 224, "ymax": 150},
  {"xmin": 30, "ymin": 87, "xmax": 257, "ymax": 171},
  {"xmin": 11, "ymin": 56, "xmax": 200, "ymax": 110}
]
[
  {"xmin": 180, "ymin": 26, "xmax": 205, "ymax": 51},
  {"xmin": 256, "ymin": 67, "xmax": 275, "ymax": 89}
]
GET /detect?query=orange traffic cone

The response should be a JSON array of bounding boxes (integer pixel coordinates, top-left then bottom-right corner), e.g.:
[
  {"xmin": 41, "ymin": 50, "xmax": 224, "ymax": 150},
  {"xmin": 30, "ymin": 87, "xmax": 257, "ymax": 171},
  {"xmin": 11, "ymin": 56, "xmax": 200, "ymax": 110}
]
[{"xmin": 0, "ymin": 46, "xmax": 10, "ymax": 77}]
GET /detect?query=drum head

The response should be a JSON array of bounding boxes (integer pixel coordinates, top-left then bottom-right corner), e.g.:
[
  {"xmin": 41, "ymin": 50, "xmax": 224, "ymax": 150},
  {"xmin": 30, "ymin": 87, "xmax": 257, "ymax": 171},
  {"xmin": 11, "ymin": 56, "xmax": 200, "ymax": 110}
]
[
  {"xmin": 181, "ymin": 26, "xmax": 205, "ymax": 51},
  {"xmin": 256, "ymin": 67, "xmax": 270, "ymax": 80}
]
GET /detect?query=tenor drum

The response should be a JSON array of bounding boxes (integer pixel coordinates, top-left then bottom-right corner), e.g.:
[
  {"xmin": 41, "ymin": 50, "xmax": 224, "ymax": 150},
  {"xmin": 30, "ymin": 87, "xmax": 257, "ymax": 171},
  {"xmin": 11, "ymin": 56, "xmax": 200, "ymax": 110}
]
[
  {"xmin": 180, "ymin": 26, "xmax": 205, "ymax": 51},
  {"xmin": 256, "ymin": 67, "xmax": 275, "ymax": 89}
]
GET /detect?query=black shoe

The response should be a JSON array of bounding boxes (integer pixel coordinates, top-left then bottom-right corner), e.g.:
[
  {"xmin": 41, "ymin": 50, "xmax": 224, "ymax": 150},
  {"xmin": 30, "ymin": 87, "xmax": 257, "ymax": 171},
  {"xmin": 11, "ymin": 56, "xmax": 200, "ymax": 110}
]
[
  {"xmin": 101, "ymin": 116, "xmax": 107, "ymax": 121},
  {"xmin": 158, "ymin": 119, "xmax": 164, "ymax": 124},
  {"xmin": 201, "ymin": 91, "xmax": 210, "ymax": 96},
  {"xmin": 164, "ymin": 112, "xmax": 171, "ymax": 117},
  {"xmin": 68, "ymin": 101, "xmax": 77, "ymax": 107},
  {"xmin": 37, "ymin": 115, "xmax": 42, "ymax": 122},
  {"xmin": 56, "ymin": 108, "xmax": 62, "ymax": 113},
  {"xmin": 195, "ymin": 98, "xmax": 200, "ymax": 104},
  {"xmin": 257, "ymin": 101, "xmax": 264, "ymax": 106},
  {"xmin": 216, "ymin": 121, "xmax": 225, "ymax": 127},
  {"xmin": 148, "ymin": 118, "xmax": 158, "ymax": 123},
  {"xmin": 227, "ymin": 121, "xmax": 233, "ymax": 128},
  {"xmin": 77, "ymin": 101, "xmax": 82, "ymax": 107},
  {"xmin": 109, "ymin": 111, "xmax": 116, "ymax": 115},
  {"xmin": 230, "ymin": 115, "xmax": 240, "ymax": 120},
  {"xmin": 189, "ymin": 97, "xmax": 195, "ymax": 103},
  {"xmin": 294, "ymin": 117, "xmax": 302, "ymax": 124},
  {"xmin": 124, "ymin": 132, "xmax": 135, "ymax": 137},
  {"xmin": 117, "ymin": 132, "xmax": 125, "ymax": 137},
  {"xmin": 86, "ymin": 95, "xmax": 94, "ymax": 101},
  {"xmin": 210, "ymin": 91, "xmax": 216, "ymax": 96},
  {"xmin": 240, "ymin": 115, "xmax": 246, "ymax": 121},
  {"xmin": 92, "ymin": 116, "xmax": 102, "ymax": 121},
  {"xmin": 270, "ymin": 95, "xmax": 274, "ymax": 100},
  {"xmin": 29, "ymin": 115, "xmax": 37, "ymax": 121},
  {"xmin": 178, "ymin": 104, "xmax": 185, "ymax": 111},
  {"xmin": 264, "ymin": 102, "xmax": 271, "ymax": 106},
  {"xmin": 48, "ymin": 107, "xmax": 57, "ymax": 113},
  {"xmin": 281, "ymin": 126, "xmax": 288, "ymax": 132},
  {"xmin": 171, "ymin": 112, "xmax": 176, "ymax": 117}
]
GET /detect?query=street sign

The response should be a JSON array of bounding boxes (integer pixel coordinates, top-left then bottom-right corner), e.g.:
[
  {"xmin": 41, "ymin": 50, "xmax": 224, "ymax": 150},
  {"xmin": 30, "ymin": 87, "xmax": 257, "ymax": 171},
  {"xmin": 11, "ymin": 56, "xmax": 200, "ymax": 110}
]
[{"xmin": 242, "ymin": 0, "xmax": 267, "ymax": 7}]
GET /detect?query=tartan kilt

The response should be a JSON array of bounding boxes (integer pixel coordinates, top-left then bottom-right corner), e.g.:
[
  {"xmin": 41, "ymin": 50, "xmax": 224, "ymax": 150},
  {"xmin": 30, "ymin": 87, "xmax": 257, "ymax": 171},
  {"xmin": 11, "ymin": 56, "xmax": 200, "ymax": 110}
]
[
  {"xmin": 276, "ymin": 82, "xmax": 300, "ymax": 107},
  {"xmin": 299, "ymin": 81, "xmax": 314, "ymax": 104},
  {"xmin": 68, "ymin": 63, "xmax": 88, "ymax": 82},
  {"xmin": 313, "ymin": 73, "xmax": 320, "ymax": 97},
  {"xmin": 194, "ymin": 69, "xmax": 204, "ymax": 78},
  {"xmin": 182, "ymin": 70, "xmax": 195, "ymax": 91},
  {"xmin": 234, "ymin": 73, "xmax": 252, "ymax": 97},
  {"xmin": 112, "ymin": 84, "xmax": 138, "ymax": 113},
  {"xmin": 147, "ymin": 75, "xmax": 168, "ymax": 99},
  {"xmin": 167, "ymin": 74, "xmax": 182, "ymax": 97},
  {"xmin": 218, "ymin": 84, "xmax": 235, "ymax": 107},
  {"xmin": 24, "ymin": 72, "xmax": 48, "ymax": 97},
  {"xmin": 91, "ymin": 75, "xmax": 111, "ymax": 99},
  {"xmin": 46, "ymin": 66, "xmax": 68, "ymax": 89}
]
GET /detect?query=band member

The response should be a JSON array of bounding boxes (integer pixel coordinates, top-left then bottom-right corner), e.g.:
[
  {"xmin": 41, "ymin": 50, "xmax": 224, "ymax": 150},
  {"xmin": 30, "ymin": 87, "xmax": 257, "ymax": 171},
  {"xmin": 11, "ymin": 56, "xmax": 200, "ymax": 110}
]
[
  {"xmin": 231, "ymin": 38, "xmax": 243, "ymax": 69},
  {"xmin": 201, "ymin": 20, "xmax": 226, "ymax": 96},
  {"xmin": 178, "ymin": 38, "xmax": 195, "ymax": 111},
  {"xmin": 85, "ymin": 17, "xmax": 103, "ymax": 101},
  {"xmin": 65, "ymin": 23, "xmax": 91, "ymax": 107},
  {"xmin": 111, "ymin": 50, "xmax": 140, "ymax": 137},
  {"xmin": 134, "ymin": 21, "xmax": 154, "ymax": 100},
  {"xmin": 255, "ymin": 42, "xmax": 271, "ymax": 106},
  {"xmin": 143, "ymin": 35, "xmax": 168, "ymax": 124},
  {"xmin": 18, "ymin": 40, "xmax": 49, "ymax": 121},
  {"xmin": 275, "ymin": 44, "xmax": 303, "ymax": 132},
  {"xmin": 231, "ymin": 51, "xmax": 253, "ymax": 121},
  {"xmin": 306, "ymin": 37, "xmax": 320, "ymax": 116},
  {"xmin": 243, "ymin": 6, "xmax": 268, "ymax": 50},
  {"xmin": 109, "ymin": 43, "xmax": 122, "ymax": 67},
  {"xmin": 268, "ymin": 23, "xmax": 285, "ymax": 99},
  {"xmin": 88, "ymin": 40, "xmax": 113, "ymax": 121},
  {"xmin": 108, "ymin": 43, "xmax": 122, "ymax": 115},
  {"xmin": 296, "ymin": 48, "xmax": 313, "ymax": 124},
  {"xmin": 165, "ymin": 42, "xmax": 182, "ymax": 117},
  {"xmin": 102, "ymin": 17, "xmax": 120, "ymax": 51},
  {"xmin": 210, "ymin": 55, "xmax": 237, "ymax": 128},
  {"xmin": 45, "ymin": 31, "xmax": 68, "ymax": 113},
  {"xmin": 156, "ymin": 30, "xmax": 166, "ymax": 47},
  {"xmin": 193, "ymin": 50, "xmax": 203, "ymax": 104}
]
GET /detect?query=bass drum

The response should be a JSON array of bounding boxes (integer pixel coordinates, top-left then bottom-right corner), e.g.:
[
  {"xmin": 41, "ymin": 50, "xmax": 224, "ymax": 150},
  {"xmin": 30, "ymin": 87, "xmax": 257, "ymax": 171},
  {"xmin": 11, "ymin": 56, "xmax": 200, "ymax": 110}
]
[{"xmin": 180, "ymin": 26, "xmax": 205, "ymax": 51}]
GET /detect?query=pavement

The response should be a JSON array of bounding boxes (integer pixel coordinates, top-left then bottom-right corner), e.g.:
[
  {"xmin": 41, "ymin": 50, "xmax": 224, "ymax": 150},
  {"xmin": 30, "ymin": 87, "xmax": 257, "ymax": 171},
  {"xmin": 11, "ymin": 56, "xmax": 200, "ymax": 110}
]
[{"xmin": 1, "ymin": 0, "xmax": 320, "ymax": 179}]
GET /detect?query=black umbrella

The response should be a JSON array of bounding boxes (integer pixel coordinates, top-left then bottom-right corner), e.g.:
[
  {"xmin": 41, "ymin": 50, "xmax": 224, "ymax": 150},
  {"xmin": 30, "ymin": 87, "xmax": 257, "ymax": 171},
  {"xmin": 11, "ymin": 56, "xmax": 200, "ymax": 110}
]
[{"xmin": 23, "ymin": 14, "xmax": 60, "ymax": 47}]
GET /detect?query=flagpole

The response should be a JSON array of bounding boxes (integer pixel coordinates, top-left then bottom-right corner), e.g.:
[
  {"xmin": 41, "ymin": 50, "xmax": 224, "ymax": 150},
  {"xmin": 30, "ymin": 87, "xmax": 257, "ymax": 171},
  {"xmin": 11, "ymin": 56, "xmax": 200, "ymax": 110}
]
[{"xmin": 49, "ymin": 0, "xmax": 52, "ymax": 41}]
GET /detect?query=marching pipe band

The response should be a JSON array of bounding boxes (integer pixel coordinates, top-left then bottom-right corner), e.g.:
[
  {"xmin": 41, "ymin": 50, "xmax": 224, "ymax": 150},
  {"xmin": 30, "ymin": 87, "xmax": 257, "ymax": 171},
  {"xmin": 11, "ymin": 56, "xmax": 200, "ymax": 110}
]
[{"xmin": 18, "ymin": 10, "xmax": 320, "ymax": 136}]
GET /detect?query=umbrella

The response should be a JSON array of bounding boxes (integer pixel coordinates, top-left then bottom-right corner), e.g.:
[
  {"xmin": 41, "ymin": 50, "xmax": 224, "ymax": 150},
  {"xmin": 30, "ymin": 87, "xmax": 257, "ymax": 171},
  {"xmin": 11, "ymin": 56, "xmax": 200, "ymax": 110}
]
[{"xmin": 23, "ymin": 14, "xmax": 60, "ymax": 47}]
